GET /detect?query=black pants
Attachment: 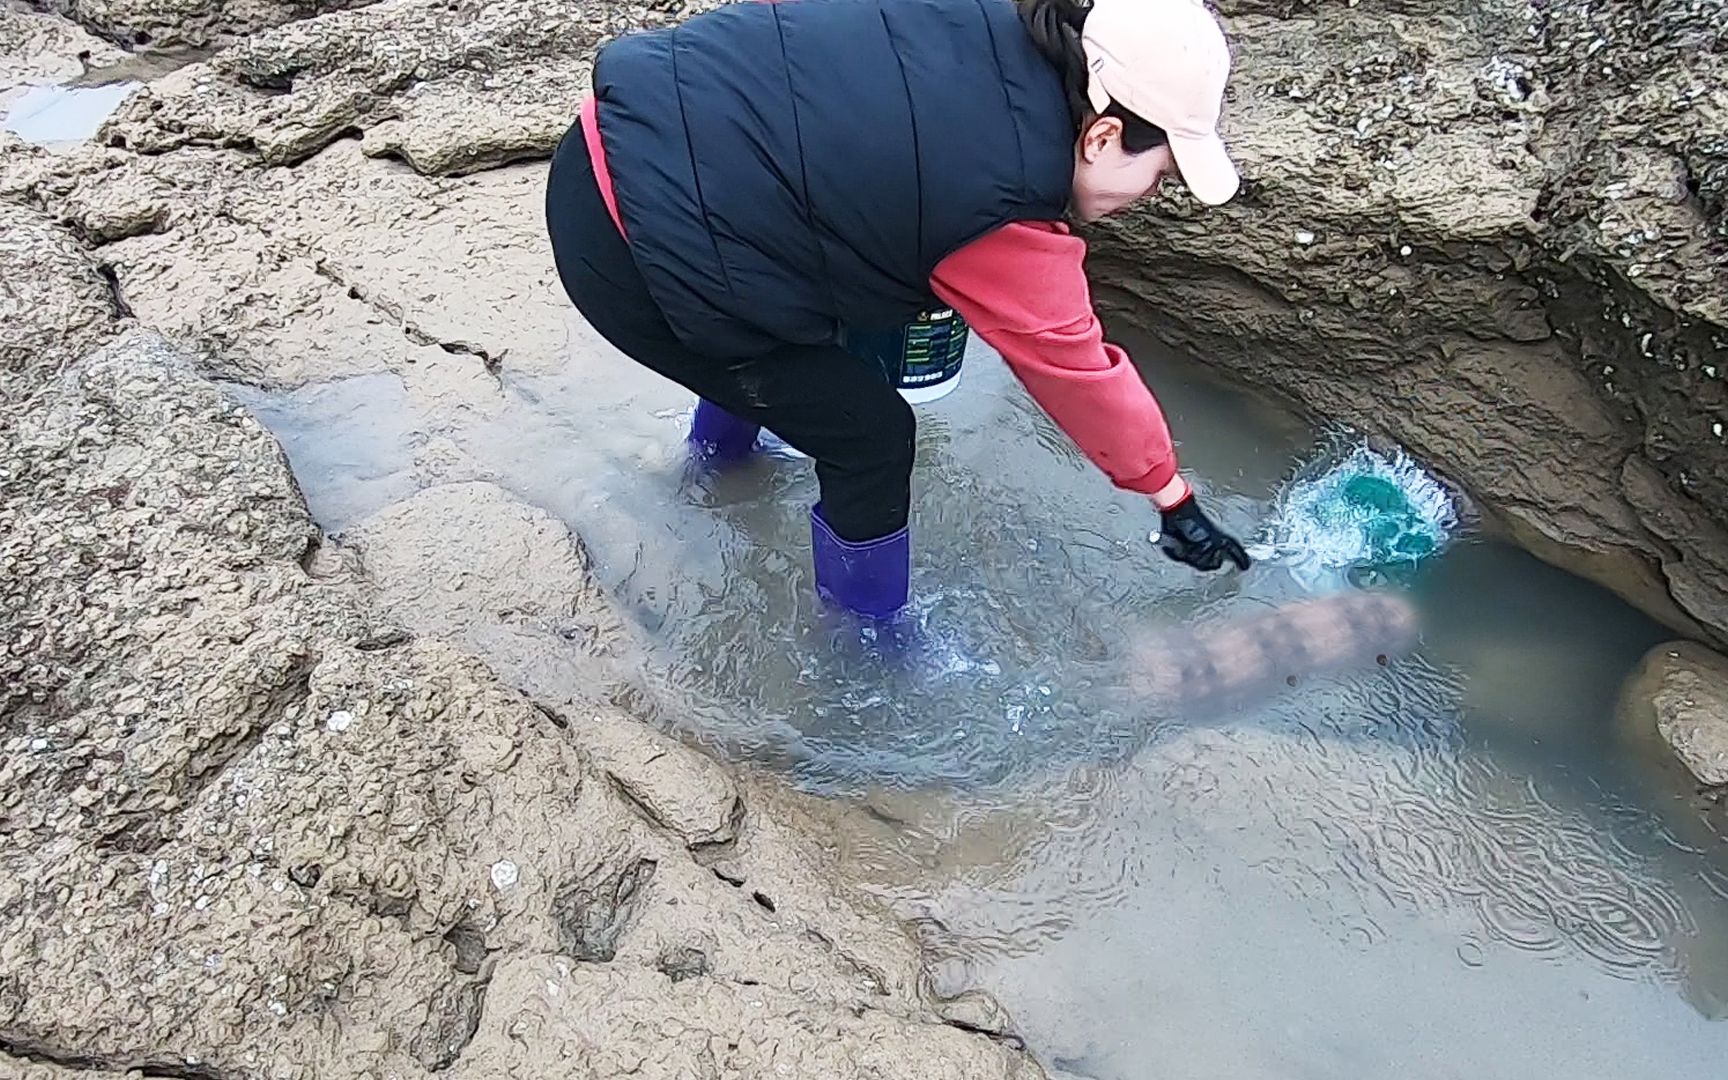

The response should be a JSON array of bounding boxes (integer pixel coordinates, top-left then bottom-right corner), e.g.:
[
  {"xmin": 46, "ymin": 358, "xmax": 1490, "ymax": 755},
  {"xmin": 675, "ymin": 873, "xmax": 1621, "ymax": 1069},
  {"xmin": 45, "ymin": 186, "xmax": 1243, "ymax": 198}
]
[{"xmin": 544, "ymin": 128, "xmax": 915, "ymax": 543}]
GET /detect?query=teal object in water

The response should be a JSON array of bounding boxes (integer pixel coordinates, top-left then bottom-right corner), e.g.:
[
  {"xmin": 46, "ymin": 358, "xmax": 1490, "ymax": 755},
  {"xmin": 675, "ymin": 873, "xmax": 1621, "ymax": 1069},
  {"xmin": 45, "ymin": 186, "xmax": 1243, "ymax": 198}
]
[
  {"xmin": 1342, "ymin": 473, "xmax": 1439, "ymax": 561},
  {"xmin": 1250, "ymin": 443, "xmax": 1456, "ymax": 588}
]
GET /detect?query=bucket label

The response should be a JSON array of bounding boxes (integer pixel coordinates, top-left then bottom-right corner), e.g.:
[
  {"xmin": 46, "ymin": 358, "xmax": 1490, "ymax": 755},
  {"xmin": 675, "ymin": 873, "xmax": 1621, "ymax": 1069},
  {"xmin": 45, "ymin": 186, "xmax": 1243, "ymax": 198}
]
[
  {"xmin": 898, "ymin": 309, "xmax": 967, "ymax": 387},
  {"xmin": 842, "ymin": 309, "xmax": 970, "ymax": 402}
]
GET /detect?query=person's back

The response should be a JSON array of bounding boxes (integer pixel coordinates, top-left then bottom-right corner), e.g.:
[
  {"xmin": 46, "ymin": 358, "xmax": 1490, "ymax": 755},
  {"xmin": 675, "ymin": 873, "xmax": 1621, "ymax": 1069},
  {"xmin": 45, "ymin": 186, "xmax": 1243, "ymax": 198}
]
[
  {"xmin": 593, "ymin": 0, "xmax": 1076, "ymax": 356},
  {"xmin": 546, "ymin": 0, "xmax": 1252, "ymax": 622}
]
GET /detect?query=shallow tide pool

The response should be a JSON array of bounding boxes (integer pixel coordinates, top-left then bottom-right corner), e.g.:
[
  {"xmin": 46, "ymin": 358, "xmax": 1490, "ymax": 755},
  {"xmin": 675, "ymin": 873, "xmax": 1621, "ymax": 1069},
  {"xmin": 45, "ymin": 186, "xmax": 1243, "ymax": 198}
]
[
  {"xmin": 0, "ymin": 81, "xmax": 136, "ymax": 145},
  {"xmin": 239, "ymin": 322, "xmax": 1728, "ymax": 1079}
]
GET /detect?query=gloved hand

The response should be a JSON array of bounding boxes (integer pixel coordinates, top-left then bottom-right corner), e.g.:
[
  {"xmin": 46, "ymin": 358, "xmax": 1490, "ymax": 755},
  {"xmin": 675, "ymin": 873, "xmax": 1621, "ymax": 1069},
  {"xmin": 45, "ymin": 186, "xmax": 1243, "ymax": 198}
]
[{"xmin": 1158, "ymin": 493, "xmax": 1250, "ymax": 573}]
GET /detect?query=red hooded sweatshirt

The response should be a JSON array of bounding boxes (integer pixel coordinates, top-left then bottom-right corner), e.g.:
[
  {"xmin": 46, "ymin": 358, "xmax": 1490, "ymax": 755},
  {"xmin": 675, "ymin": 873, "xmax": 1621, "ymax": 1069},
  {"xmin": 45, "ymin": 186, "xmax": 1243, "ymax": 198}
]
[{"xmin": 578, "ymin": 99, "xmax": 1190, "ymax": 508}]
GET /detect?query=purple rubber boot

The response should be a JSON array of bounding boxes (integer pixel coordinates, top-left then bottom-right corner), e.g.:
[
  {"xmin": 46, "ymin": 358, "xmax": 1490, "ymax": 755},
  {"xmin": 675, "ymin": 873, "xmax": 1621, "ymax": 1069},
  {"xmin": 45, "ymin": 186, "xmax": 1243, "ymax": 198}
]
[
  {"xmin": 688, "ymin": 398, "xmax": 761, "ymax": 463},
  {"xmin": 810, "ymin": 504, "xmax": 910, "ymax": 619}
]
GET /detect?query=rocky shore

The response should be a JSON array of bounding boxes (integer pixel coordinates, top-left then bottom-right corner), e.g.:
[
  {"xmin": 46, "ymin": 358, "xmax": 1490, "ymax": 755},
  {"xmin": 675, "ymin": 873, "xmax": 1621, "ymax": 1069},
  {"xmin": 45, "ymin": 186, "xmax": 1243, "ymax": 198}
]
[
  {"xmin": 2, "ymin": 0, "xmax": 1724, "ymax": 1073},
  {"xmin": 1, "ymin": 3, "xmax": 1044, "ymax": 1074},
  {"xmin": 1089, "ymin": 0, "xmax": 1726, "ymax": 653},
  {"xmin": 0, "ymin": 240, "xmax": 1037, "ymax": 1077}
]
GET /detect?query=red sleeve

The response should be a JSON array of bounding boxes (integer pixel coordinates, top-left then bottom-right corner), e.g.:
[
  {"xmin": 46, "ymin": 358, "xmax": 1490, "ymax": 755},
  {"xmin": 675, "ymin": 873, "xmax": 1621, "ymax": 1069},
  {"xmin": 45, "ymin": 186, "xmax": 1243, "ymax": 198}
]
[{"xmin": 930, "ymin": 221, "xmax": 1188, "ymax": 504}]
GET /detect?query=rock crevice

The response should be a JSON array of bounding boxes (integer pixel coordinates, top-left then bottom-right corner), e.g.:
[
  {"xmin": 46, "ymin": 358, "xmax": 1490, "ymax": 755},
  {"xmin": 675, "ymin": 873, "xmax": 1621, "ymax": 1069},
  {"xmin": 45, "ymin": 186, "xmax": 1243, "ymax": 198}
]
[{"xmin": 1093, "ymin": 0, "xmax": 1727, "ymax": 643}]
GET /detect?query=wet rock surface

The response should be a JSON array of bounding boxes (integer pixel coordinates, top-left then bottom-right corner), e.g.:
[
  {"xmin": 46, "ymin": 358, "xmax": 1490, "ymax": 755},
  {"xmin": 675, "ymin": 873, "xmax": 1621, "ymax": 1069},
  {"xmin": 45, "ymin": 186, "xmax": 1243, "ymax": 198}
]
[
  {"xmin": 1, "ymin": 3, "xmax": 124, "ymax": 90},
  {"xmin": 0, "ymin": 324, "xmax": 1040, "ymax": 1073},
  {"xmin": 5, "ymin": 0, "xmax": 1727, "ymax": 1073},
  {"xmin": 1091, "ymin": 0, "xmax": 1728, "ymax": 645},
  {"xmin": 34, "ymin": 0, "xmax": 378, "ymax": 51},
  {"xmin": 457, "ymin": 955, "xmax": 1042, "ymax": 1079},
  {"xmin": 1621, "ymin": 641, "xmax": 1728, "ymax": 787},
  {"xmin": 347, "ymin": 482, "xmax": 619, "ymax": 623},
  {"xmin": 1, "ymin": 26, "xmax": 1041, "ymax": 1070}
]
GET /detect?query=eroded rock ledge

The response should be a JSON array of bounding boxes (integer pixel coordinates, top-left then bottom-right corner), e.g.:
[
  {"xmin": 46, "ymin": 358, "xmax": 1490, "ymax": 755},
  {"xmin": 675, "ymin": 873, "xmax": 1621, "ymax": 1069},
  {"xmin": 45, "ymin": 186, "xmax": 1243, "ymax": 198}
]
[
  {"xmin": 31, "ymin": 0, "xmax": 379, "ymax": 51},
  {"xmin": 1087, "ymin": 0, "xmax": 1727, "ymax": 646}
]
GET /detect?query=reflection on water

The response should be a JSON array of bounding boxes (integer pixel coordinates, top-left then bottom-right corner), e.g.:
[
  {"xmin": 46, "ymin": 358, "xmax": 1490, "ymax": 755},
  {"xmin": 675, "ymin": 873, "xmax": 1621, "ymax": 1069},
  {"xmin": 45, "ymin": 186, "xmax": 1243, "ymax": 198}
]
[
  {"xmin": 228, "ymin": 373, "xmax": 424, "ymax": 529},
  {"xmin": 239, "ymin": 324, "xmax": 1728, "ymax": 1077},
  {"xmin": 1, "ymin": 81, "xmax": 136, "ymax": 145},
  {"xmin": 2, "ymin": 39, "xmax": 209, "ymax": 149}
]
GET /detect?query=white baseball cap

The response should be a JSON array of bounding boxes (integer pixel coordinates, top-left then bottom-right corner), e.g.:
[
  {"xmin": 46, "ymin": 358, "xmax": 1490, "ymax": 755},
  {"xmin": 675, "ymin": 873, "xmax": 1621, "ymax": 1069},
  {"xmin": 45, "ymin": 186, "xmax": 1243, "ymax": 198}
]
[{"xmin": 1081, "ymin": 0, "xmax": 1241, "ymax": 205}]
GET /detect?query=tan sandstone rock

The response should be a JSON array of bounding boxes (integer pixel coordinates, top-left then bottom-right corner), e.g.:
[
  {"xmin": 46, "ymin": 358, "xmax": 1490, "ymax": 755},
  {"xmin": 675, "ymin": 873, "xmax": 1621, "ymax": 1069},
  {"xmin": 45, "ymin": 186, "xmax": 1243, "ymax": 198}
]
[
  {"xmin": 1620, "ymin": 640, "xmax": 1728, "ymax": 787},
  {"xmin": 37, "ymin": 0, "xmax": 377, "ymax": 50},
  {"xmin": 97, "ymin": 0, "xmax": 677, "ymax": 170},
  {"xmin": 0, "ymin": 315, "xmax": 1039, "ymax": 1073},
  {"xmin": 0, "ymin": 200, "xmax": 124, "ymax": 396},
  {"xmin": 0, "ymin": 3, "xmax": 124, "ymax": 91}
]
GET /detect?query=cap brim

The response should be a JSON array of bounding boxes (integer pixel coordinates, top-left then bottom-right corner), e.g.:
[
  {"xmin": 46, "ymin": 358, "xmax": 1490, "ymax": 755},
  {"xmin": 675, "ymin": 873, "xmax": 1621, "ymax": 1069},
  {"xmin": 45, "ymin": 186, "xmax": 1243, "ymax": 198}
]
[{"xmin": 1170, "ymin": 131, "xmax": 1240, "ymax": 206}]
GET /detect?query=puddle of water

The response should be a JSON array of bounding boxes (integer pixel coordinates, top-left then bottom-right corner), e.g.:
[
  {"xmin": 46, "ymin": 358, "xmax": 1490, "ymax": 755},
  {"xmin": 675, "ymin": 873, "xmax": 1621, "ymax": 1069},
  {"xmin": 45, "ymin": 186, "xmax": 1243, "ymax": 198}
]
[
  {"xmin": 238, "ymin": 324, "xmax": 1728, "ymax": 1077},
  {"xmin": 226, "ymin": 373, "xmax": 425, "ymax": 531},
  {"xmin": 1, "ymin": 81, "xmax": 137, "ymax": 145}
]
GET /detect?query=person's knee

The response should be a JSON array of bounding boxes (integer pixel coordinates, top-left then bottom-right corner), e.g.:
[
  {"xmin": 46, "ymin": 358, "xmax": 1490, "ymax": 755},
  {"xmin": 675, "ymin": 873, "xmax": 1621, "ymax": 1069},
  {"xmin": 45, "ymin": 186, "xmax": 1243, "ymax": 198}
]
[
  {"xmin": 876, "ymin": 396, "xmax": 917, "ymax": 475},
  {"xmin": 863, "ymin": 396, "xmax": 916, "ymax": 532},
  {"xmin": 813, "ymin": 393, "xmax": 916, "ymax": 541},
  {"xmin": 838, "ymin": 390, "xmax": 916, "ymax": 478}
]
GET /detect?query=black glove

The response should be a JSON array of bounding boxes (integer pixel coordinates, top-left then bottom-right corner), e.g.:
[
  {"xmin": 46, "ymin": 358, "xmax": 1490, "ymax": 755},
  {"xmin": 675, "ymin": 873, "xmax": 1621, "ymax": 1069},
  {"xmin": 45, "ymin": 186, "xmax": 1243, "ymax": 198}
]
[{"xmin": 1158, "ymin": 494, "xmax": 1251, "ymax": 573}]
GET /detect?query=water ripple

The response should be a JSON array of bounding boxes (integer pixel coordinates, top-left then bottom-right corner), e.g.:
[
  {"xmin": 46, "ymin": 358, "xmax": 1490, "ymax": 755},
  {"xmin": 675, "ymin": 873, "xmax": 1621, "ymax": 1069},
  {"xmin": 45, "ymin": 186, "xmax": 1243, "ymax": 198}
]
[{"xmin": 885, "ymin": 648, "xmax": 1720, "ymax": 1005}]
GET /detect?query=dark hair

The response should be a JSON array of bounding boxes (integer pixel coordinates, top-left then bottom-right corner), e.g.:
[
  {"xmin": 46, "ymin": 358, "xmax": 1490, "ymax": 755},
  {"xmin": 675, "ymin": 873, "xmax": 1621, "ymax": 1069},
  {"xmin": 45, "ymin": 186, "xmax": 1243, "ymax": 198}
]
[{"xmin": 1017, "ymin": 0, "xmax": 1168, "ymax": 153}]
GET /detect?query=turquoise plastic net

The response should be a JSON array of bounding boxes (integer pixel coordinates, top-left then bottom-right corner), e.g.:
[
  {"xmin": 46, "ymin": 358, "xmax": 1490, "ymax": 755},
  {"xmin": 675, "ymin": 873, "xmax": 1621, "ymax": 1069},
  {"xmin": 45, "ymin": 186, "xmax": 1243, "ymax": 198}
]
[{"xmin": 1249, "ymin": 442, "xmax": 1457, "ymax": 589}]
